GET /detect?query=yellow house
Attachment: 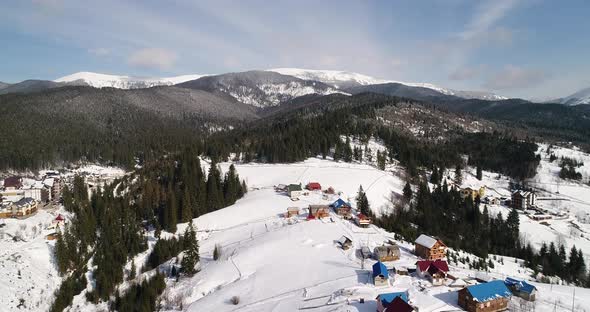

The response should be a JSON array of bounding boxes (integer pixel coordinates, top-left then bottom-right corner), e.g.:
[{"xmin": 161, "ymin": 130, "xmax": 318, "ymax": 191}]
[{"xmin": 460, "ymin": 186, "xmax": 485, "ymax": 201}]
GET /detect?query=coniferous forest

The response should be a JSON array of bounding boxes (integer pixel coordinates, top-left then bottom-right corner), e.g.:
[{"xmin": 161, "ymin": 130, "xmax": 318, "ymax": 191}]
[{"xmin": 51, "ymin": 150, "xmax": 247, "ymax": 312}]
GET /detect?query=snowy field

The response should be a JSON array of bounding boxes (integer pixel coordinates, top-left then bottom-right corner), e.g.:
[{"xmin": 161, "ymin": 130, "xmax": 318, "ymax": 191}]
[{"xmin": 160, "ymin": 158, "xmax": 590, "ymax": 312}]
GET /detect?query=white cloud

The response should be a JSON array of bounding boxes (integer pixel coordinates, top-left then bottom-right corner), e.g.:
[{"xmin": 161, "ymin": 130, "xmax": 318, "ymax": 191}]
[
  {"xmin": 459, "ymin": 0, "xmax": 519, "ymax": 41},
  {"xmin": 128, "ymin": 48, "xmax": 177, "ymax": 70},
  {"xmin": 483, "ymin": 65, "xmax": 548, "ymax": 90}
]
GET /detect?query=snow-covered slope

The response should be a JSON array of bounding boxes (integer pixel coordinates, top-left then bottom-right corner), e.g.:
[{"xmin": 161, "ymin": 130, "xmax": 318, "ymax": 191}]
[
  {"xmin": 557, "ymin": 86, "xmax": 590, "ymax": 105},
  {"xmin": 269, "ymin": 68, "xmax": 507, "ymax": 100},
  {"xmin": 55, "ymin": 72, "xmax": 206, "ymax": 89}
]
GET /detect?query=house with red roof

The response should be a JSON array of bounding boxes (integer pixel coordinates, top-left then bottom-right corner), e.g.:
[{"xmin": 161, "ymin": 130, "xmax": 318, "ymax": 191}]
[
  {"xmin": 416, "ymin": 260, "xmax": 449, "ymax": 286},
  {"xmin": 355, "ymin": 213, "xmax": 372, "ymax": 228},
  {"xmin": 306, "ymin": 182, "xmax": 321, "ymax": 191}
]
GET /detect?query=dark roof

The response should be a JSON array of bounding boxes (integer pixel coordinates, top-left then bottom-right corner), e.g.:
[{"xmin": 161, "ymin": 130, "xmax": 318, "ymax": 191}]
[
  {"xmin": 288, "ymin": 184, "xmax": 302, "ymax": 192},
  {"xmin": 377, "ymin": 292, "xmax": 408, "ymax": 306},
  {"xmin": 372, "ymin": 261, "xmax": 389, "ymax": 278},
  {"xmin": 385, "ymin": 296, "xmax": 413, "ymax": 312},
  {"xmin": 14, "ymin": 197, "xmax": 35, "ymax": 207},
  {"xmin": 4, "ymin": 176, "xmax": 22, "ymax": 188},
  {"xmin": 466, "ymin": 280, "xmax": 512, "ymax": 302}
]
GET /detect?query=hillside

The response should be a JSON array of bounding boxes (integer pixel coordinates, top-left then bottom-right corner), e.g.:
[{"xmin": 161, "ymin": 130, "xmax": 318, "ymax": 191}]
[
  {"xmin": 177, "ymin": 70, "xmax": 343, "ymax": 108},
  {"xmin": 55, "ymin": 72, "xmax": 206, "ymax": 89}
]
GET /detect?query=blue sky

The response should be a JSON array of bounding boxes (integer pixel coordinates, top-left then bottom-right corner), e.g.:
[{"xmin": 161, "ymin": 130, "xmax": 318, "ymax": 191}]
[{"xmin": 1, "ymin": 0, "xmax": 589, "ymax": 99}]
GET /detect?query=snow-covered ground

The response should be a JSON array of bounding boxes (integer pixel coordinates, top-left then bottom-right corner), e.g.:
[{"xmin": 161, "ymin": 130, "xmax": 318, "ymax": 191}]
[
  {"xmin": 0, "ymin": 210, "xmax": 63, "ymax": 311},
  {"xmin": 158, "ymin": 158, "xmax": 590, "ymax": 311}
]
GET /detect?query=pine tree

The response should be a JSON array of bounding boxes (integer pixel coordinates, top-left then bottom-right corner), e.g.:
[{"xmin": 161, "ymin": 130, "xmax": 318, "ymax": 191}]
[
  {"xmin": 181, "ymin": 221, "xmax": 199, "ymax": 276},
  {"xmin": 476, "ymin": 166, "xmax": 483, "ymax": 181},
  {"xmin": 454, "ymin": 164, "xmax": 463, "ymax": 186},
  {"xmin": 403, "ymin": 182, "xmax": 412, "ymax": 201},
  {"xmin": 356, "ymin": 185, "xmax": 370, "ymax": 216},
  {"xmin": 181, "ymin": 190, "xmax": 192, "ymax": 223}
]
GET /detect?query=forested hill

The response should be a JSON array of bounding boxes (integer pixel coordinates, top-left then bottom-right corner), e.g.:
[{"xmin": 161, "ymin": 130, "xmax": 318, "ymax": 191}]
[{"xmin": 0, "ymin": 86, "xmax": 257, "ymax": 170}]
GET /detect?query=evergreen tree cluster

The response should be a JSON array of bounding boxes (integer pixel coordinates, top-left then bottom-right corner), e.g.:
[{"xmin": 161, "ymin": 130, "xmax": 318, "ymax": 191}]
[
  {"xmin": 559, "ymin": 156, "xmax": 584, "ymax": 180},
  {"xmin": 112, "ymin": 272, "xmax": 166, "ymax": 312},
  {"xmin": 374, "ymin": 179, "xmax": 590, "ymax": 286}
]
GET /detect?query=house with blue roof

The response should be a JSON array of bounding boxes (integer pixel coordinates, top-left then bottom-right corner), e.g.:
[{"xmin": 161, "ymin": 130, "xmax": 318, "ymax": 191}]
[
  {"xmin": 375, "ymin": 291, "xmax": 410, "ymax": 312},
  {"xmin": 372, "ymin": 261, "xmax": 389, "ymax": 286},
  {"xmin": 458, "ymin": 280, "xmax": 512, "ymax": 312},
  {"xmin": 331, "ymin": 198, "xmax": 352, "ymax": 219},
  {"xmin": 505, "ymin": 277, "xmax": 537, "ymax": 301}
]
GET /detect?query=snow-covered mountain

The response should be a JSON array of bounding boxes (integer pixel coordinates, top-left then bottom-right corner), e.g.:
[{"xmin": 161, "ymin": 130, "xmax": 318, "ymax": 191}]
[
  {"xmin": 177, "ymin": 70, "xmax": 345, "ymax": 108},
  {"xmin": 269, "ymin": 68, "xmax": 507, "ymax": 101},
  {"xmin": 55, "ymin": 72, "xmax": 206, "ymax": 89},
  {"xmin": 556, "ymin": 86, "xmax": 590, "ymax": 105}
]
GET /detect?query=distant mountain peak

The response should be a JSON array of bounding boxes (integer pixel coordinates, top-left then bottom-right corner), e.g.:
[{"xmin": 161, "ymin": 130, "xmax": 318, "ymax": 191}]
[
  {"xmin": 557, "ymin": 86, "xmax": 590, "ymax": 106},
  {"xmin": 54, "ymin": 71, "xmax": 206, "ymax": 89},
  {"xmin": 268, "ymin": 67, "xmax": 507, "ymax": 101}
]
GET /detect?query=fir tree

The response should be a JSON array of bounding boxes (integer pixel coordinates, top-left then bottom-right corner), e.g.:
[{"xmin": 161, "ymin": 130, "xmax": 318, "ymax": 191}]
[
  {"xmin": 356, "ymin": 185, "xmax": 370, "ymax": 216},
  {"xmin": 181, "ymin": 221, "xmax": 199, "ymax": 276}
]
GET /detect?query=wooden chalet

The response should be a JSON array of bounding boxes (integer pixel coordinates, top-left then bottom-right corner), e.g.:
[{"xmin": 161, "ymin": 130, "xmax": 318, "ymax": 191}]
[
  {"xmin": 331, "ymin": 198, "xmax": 352, "ymax": 219},
  {"xmin": 416, "ymin": 260, "xmax": 449, "ymax": 286},
  {"xmin": 373, "ymin": 244, "xmax": 401, "ymax": 262},
  {"xmin": 458, "ymin": 280, "xmax": 512, "ymax": 312},
  {"xmin": 414, "ymin": 234, "xmax": 447, "ymax": 260},
  {"xmin": 308, "ymin": 205, "xmax": 330, "ymax": 218},
  {"xmin": 356, "ymin": 213, "xmax": 372, "ymax": 228}
]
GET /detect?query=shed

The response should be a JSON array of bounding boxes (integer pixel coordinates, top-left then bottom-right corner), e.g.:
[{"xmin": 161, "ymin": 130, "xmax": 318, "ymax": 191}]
[
  {"xmin": 286, "ymin": 207, "xmax": 300, "ymax": 218},
  {"xmin": 306, "ymin": 182, "xmax": 322, "ymax": 191},
  {"xmin": 337, "ymin": 235, "xmax": 353, "ymax": 250},
  {"xmin": 458, "ymin": 280, "xmax": 512, "ymax": 312},
  {"xmin": 505, "ymin": 277, "xmax": 537, "ymax": 301},
  {"xmin": 373, "ymin": 244, "xmax": 401, "ymax": 262},
  {"xmin": 288, "ymin": 184, "xmax": 303, "ymax": 200},
  {"xmin": 372, "ymin": 261, "xmax": 389, "ymax": 286}
]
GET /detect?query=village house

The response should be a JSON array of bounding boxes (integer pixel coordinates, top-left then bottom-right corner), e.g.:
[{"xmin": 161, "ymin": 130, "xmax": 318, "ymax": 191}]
[
  {"xmin": 51, "ymin": 214, "xmax": 66, "ymax": 228},
  {"xmin": 504, "ymin": 277, "xmax": 537, "ymax": 301},
  {"xmin": 0, "ymin": 202, "xmax": 12, "ymax": 218},
  {"xmin": 330, "ymin": 198, "xmax": 352, "ymax": 219},
  {"xmin": 512, "ymin": 190, "xmax": 536, "ymax": 210},
  {"xmin": 286, "ymin": 207, "xmax": 299, "ymax": 218},
  {"xmin": 372, "ymin": 261, "xmax": 390, "ymax": 286},
  {"xmin": 458, "ymin": 280, "xmax": 512, "ymax": 312},
  {"xmin": 306, "ymin": 182, "xmax": 321, "ymax": 191},
  {"xmin": 356, "ymin": 213, "xmax": 372, "ymax": 228},
  {"xmin": 375, "ymin": 292, "xmax": 409, "ymax": 312},
  {"xmin": 12, "ymin": 197, "xmax": 38, "ymax": 217},
  {"xmin": 460, "ymin": 186, "xmax": 486, "ymax": 201},
  {"xmin": 288, "ymin": 184, "xmax": 303, "ymax": 200},
  {"xmin": 373, "ymin": 244, "xmax": 401, "ymax": 262},
  {"xmin": 414, "ymin": 234, "xmax": 447, "ymax": 260},
  {"xmin": 3, "ymin": 176, "xmax": 22, "ymax": 190},
  {"xmin": 337, "ymin": 235, "xmax": 353, "ymax": 250},
  {"xmin": 275, "ymin": 184, "xmax": 288, "ymax": 192},
  {"xmin": 308, "ymin": 205, "xmax": 330, "ymax": 219},
  {"xmin": 416, "ymin": 260, "xmax": 449, "ymax": 286}
]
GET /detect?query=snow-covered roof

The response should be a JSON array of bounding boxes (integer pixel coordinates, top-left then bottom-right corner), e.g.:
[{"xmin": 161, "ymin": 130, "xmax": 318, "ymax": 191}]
[
  {"xmin": 415, "ymin": 234, "xmax": 438, "ymax": 248},
  {"xmin": 43, "ymin": 178, "xmax": 55, "ymax": 187}
]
